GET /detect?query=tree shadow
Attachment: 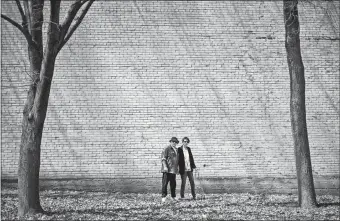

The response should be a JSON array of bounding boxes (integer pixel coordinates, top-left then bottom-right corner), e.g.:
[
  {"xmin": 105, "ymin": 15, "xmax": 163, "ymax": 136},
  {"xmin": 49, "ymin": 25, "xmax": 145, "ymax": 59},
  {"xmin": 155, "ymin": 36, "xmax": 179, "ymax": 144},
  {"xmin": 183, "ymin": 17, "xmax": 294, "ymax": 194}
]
[
  {"xmin": 43, "ymin": 208, "xmax": 124, "ymax": 216},
  {"xmin": 265, "ymin": 202, "xmax": 340, "ymax": 208},
  {"xmin": 42, "ymin": 203, "xmax": 165, "ymax": 217},
  {"xmin": 1, "ymin": 193, "xmax": 17, "ymax": 198},
  {"xmin": 179, "ymin": 195, "xmax": 221, "ymax": 201},
  {"xmin": 317, "ymin": 202, "xmax": 340, "ymax": 207},
  {"xmin": 263, "ymin": 202, "xmax": 298, "ymax": 207},
  {"xmin": 41, "ymin": 190, "xmax": 120, "ymax": 199}
]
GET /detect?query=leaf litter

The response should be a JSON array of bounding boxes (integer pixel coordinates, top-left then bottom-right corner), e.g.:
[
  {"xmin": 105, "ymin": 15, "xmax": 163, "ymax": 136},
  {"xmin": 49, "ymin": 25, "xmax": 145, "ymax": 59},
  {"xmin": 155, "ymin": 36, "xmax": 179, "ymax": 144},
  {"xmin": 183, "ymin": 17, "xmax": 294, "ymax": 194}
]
[{"xmin": 1, "ymin": 188, "xmax": 339, "ymax": 220}]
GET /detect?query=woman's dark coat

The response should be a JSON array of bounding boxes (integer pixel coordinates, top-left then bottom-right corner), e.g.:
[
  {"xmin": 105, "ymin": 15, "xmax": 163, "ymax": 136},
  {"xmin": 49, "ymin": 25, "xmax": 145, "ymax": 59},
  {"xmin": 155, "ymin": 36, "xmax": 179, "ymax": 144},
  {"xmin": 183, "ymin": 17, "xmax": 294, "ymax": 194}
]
[{"xmin": 178, "ymin": 146, "xmax": 196, "ymax": 175}]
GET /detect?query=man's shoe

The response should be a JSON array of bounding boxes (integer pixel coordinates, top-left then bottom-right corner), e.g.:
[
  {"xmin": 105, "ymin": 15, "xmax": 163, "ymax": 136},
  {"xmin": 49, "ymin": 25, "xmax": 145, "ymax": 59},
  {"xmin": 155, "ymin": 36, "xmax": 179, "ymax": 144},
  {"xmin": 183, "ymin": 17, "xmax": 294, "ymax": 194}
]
[
  {"xmin": 161, "ymin": 197, "xmax": 166, "ymax": 203},
  {"xmin": 172, "ymin": 197, "xmax": 178, "ymax": 201}
]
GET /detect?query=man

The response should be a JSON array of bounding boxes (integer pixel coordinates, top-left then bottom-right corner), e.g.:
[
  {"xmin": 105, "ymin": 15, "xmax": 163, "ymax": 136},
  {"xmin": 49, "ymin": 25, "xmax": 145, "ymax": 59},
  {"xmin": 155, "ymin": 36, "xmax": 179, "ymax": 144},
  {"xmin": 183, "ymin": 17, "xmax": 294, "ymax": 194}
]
[
  {"xmin": 161, "ymin": 137, "xmax": 179, "ymax": 203},
  {"xmin": 178, "ymin": 137, "xmax": 196, "ymax": 200}
]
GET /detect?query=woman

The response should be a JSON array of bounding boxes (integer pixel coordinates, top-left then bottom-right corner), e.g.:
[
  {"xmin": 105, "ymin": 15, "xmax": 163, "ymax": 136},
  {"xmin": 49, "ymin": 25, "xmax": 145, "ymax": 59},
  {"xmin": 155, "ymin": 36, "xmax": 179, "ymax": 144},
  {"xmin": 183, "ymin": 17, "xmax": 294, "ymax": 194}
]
[{"xmin": 178, "ymin": 137, "xmax": 196, "ymax": 200}]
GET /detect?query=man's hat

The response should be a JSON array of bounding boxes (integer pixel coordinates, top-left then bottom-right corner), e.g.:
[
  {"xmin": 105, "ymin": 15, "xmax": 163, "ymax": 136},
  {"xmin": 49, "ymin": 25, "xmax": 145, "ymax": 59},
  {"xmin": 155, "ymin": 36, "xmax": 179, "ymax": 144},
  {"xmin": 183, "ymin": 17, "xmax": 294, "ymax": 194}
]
[{"xmin": 169, "ymin": 137, "xmax": 179, "ymax": 144}]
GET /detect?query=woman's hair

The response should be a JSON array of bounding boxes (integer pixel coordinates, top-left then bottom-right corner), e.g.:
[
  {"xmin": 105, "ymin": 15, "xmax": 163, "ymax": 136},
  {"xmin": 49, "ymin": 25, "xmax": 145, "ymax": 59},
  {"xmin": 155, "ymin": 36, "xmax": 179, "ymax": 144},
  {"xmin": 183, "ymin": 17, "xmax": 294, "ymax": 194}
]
[{"xmin": 182, "ymin": 137, "xmax": 190, "ymax": 143}]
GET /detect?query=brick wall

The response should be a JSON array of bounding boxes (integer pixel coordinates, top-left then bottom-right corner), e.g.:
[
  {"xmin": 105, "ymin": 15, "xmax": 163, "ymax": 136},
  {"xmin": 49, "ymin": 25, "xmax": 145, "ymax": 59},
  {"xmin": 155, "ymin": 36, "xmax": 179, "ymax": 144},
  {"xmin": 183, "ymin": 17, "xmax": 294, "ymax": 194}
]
[{"xmin": 1, "ymin": 1, "xmax": 339, "ymax": 191}]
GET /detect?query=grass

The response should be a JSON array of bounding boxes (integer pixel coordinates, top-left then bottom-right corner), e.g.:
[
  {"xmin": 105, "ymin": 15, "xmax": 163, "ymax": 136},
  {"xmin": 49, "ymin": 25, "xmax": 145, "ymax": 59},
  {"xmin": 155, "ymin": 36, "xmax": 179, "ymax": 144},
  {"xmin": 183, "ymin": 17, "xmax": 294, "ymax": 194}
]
[{"xmin": 1, "ymin": 187, "xmax": 339, "ymax": 220}]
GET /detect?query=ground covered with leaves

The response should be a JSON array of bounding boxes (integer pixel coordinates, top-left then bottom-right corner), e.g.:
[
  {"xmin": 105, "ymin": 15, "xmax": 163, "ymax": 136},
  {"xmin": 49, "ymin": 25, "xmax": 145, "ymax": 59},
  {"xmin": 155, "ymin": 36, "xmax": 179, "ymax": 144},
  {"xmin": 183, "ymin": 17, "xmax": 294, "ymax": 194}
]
[{"xmin": 1, "ymin": 187, "xmax": 339, "ymax": 220}]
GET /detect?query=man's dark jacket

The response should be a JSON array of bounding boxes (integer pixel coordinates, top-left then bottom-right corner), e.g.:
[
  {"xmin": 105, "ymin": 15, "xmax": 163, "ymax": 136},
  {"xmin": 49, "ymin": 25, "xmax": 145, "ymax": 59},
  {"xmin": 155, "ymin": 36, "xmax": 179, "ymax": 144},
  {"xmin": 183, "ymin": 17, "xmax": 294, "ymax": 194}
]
[{"xmin": 178, "ymin": 146, "xmax": 196, "ymax": 175}]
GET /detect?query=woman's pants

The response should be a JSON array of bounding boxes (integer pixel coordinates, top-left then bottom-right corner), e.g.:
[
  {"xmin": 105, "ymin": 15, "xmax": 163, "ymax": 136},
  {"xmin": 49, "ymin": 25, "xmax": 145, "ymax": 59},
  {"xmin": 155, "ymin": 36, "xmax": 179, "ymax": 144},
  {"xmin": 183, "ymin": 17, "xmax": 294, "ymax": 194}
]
[
  {"xmin": 162, "ymin": 173, "xmax": 176, "ymax": 198},
  {"xmin": 180, "ymin": 171, "xmax": 196, "ymax": 199}
]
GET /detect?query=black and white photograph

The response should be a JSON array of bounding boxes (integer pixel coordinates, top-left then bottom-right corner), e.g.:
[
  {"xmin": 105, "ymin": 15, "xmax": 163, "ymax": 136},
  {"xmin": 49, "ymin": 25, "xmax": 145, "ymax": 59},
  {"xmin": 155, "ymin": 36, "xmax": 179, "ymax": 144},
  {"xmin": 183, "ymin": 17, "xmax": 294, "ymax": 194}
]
[{"xmin": 1, "ymin": 0, "xmax": 339, "ymax": 220}]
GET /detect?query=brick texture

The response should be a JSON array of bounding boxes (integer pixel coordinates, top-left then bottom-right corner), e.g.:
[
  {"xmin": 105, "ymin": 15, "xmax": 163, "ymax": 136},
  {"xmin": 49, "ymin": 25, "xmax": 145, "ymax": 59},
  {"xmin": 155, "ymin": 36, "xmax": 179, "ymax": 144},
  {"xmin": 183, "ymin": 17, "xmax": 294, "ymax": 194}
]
[{"xmin": 1, "ymin": 1, "xmax": 339, "ymax": 188}]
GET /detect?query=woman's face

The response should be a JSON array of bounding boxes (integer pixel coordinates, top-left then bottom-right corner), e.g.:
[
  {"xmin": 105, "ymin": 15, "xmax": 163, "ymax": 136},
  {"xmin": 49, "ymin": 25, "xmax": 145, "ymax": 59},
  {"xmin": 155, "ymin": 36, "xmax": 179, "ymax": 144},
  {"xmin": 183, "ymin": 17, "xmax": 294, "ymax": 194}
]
[{"xmin": 182, "ymin": 140, "xmax": 189, "ymax": 147}]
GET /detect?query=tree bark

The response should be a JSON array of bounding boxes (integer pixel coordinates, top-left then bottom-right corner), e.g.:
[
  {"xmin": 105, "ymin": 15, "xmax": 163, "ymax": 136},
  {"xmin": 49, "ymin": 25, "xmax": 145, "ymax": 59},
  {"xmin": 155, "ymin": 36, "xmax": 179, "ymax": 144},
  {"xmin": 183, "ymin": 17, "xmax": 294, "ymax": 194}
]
[
  {"xmin": 2, "ymin": 0, "xmax": 94, "ymax": 217},
  {"xmin": 17, "ymin": 0, "xmax": 60, "ymax": 217},
  {"xmin": 18, "ymin": 106, "xmax": 44, "ymax": 216},
  {"xmin": 17, "ymin": 0, "xmax": 44, "ymax": 217},
  {"xmin": 18, "ymin": 54, "xmax": 57, "ymax": 216},
  {"xmin": 283, "ymin": 0, "xmax": 317, "ymax": 208}
]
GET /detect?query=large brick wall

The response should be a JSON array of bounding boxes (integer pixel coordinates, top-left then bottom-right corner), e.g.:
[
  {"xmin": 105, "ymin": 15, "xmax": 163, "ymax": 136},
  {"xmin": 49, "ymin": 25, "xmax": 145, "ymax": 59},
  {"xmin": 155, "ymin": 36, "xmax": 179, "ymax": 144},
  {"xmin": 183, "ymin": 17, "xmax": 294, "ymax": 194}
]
[{"xmin": 1, "ymin": 1, "xmax": 339, "ymax": 193}]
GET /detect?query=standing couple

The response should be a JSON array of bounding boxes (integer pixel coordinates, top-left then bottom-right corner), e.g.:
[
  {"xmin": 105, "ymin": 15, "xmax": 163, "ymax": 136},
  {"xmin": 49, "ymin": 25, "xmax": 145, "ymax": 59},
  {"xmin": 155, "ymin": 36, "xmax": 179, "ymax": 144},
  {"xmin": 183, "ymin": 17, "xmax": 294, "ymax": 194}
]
[{"xmin": 161, "ymin": 136, "xmax": 196, "ymax": 203}]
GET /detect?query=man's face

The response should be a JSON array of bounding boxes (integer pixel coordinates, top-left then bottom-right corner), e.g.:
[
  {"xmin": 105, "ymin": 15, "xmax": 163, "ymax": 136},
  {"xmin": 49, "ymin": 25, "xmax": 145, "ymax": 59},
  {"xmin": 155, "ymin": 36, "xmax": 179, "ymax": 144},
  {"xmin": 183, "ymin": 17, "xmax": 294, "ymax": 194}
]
[{"xmin": 170, "ymin": 141, "xmax": 177, "ymax": 148}]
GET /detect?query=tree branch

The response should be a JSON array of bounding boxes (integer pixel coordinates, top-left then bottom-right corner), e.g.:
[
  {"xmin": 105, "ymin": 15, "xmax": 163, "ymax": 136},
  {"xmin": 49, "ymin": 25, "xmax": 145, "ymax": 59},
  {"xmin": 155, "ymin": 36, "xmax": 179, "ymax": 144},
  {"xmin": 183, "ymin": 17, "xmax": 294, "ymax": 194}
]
[
  {"xmin": 23, "ymin": 0, "xmax": 32, "ymax": 33},
  {"xmin": 58, "ymin": 0, "xmax": 94, "ymax": 51},
  {"xmin": 58, "ymin": 0, "xmax": 85, "ymax": 47},
  {"xmin": 15, "ymin": 0, "xmax": 27, "ymax": 26},
  {"xmin": 42, "ymin": 0, "xmax": 61, "ymax": 59},
  {"xmin": 1, "ymin": 14, "xmax": 39, "ymax": 51},
  {"xmin": 1, "ymin": 14, "xmax": 24, "ymax": 32}
]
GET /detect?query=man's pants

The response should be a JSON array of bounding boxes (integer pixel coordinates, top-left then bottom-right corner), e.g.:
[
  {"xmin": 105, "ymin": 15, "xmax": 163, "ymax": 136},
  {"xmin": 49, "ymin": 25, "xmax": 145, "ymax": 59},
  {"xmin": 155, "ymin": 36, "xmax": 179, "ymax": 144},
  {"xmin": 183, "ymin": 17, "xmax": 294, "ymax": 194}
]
[
  {"xmin": 162, "ymin": 173, "xmax": 176, "ymax": 198},
  {"xmin": 180, "ymin": 171, "xmax": 196, "ymax": 198}
]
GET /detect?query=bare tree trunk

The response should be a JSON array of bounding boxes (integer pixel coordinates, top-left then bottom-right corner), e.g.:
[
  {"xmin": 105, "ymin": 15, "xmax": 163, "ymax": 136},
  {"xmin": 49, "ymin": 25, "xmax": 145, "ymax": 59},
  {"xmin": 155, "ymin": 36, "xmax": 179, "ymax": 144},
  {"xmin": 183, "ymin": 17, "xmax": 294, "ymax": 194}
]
[
  {"xmin": 18, "ymin": 56, "xmax": 57, "ymax": 217},
  {"xmin": 2, "ymin": 0, "xmax": 94, "ymax": 217},
  {"xmin": 283, "ymin": 0, "xmax": 317, "ymax": 208},
  {"xmin": 18, "ymin": 107, "xmax": 44, "ymax": 216},
  {"xmin": 18, "ymin": 0, "xmax": 44, "ymax": 216},
  {"xmin": 17, "ymin": 0, "xmax": 60, "ymax": 216}
]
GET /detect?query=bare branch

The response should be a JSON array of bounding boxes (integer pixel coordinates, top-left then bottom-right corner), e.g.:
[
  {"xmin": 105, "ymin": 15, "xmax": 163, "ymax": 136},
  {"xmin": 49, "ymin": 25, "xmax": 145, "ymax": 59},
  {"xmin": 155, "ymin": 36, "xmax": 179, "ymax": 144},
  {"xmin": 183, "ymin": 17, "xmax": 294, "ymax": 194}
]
[
  {"xmin": 58, "ymin": 0, "xmax": 86, "ymax": 47},
  {"xmin": 58, "ymin": 0, "xmax": 94, "ymax": 51},
  {"xmin": 42, "ymin": 0, "xmax": 61, "ymax": 58},
  {"xmin": 15, "ymin": 0, "xmax": 27, "ymax": 26},
  {"xmin": 23, "ymin": 1, "xmax": 32, "ymax": 33},
  {"xmin": 1, "ymin": 14, "xmax": 39, "ymax": 51},
  {"xmin": 1, "ymin": 14, "xmax": 24, "ymax": 32}
]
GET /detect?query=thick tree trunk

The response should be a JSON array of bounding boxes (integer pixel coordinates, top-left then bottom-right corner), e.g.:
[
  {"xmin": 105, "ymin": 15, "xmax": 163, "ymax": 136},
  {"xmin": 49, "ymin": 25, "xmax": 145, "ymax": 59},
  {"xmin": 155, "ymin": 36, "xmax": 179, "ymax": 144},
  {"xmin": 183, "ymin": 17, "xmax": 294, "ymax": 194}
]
[
  {"xmin": 283, "ymin": 0, "xmax": 317, "ymax": 208},
  {"xmin": 18, "ymin": 0, "xmax": 44, "ymax": 216},
  {"xmin": 18, "ymin": 107, "xmax": 44, "ymax": 216},
  {"xmin": 18, "ymin": 56, "xmax": 57, "ymax": 217},
  {"xmin": 17, "ymin": 0, "xmax": 60, "ymax": 216},
  {"xmin": 3, "ymin": 0, "xmax": 92, "ymax": 217}
]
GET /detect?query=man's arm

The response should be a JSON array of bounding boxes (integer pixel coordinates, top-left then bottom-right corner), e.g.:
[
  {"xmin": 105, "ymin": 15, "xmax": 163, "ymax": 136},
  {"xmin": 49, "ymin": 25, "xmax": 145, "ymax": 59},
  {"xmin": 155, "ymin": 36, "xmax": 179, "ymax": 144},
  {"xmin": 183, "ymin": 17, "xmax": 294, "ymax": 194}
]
[{"xmin": 161, "ymin": 147, "xmax": 169, "ymax": 172}]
